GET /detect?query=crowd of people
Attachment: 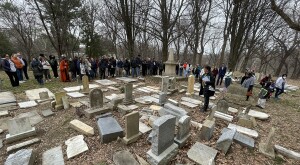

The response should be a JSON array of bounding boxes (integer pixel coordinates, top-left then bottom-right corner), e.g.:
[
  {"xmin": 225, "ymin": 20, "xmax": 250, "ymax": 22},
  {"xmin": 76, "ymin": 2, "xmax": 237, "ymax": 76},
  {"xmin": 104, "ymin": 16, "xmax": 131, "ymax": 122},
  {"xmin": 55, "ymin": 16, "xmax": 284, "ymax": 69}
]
[{"xmin": 1, "ymin": 53, "xmax": 288, "ymax": 112}]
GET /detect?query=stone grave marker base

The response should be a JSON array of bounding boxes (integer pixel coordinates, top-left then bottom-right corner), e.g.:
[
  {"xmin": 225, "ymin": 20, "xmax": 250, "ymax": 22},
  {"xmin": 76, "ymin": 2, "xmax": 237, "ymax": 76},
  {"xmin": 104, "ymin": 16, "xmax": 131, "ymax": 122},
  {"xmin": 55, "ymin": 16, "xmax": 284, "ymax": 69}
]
[
  {"xmin": 147, "ymin": 143, "xmax": 178, "ymax": 165},
  {"xmin": 6, "ymin": 128, "xmax": 37, "ymax": 144}
]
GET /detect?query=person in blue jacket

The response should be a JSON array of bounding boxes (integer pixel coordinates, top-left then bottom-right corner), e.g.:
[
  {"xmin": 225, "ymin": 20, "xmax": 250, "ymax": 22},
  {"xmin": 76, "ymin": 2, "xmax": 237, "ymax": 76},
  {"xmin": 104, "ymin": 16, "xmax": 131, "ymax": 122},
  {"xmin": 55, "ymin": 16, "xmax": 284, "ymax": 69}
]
[{"xmin": 216, "ymin": 63, "xmax": 227, "ymax": 86}]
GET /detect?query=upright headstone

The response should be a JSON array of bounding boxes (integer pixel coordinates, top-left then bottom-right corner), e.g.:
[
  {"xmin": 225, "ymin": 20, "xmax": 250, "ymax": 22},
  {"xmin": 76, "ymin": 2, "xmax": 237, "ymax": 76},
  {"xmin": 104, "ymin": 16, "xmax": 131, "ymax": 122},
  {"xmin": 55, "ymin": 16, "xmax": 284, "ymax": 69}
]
[
  {"xmin": 174, "ymin": 115, "xmax": 191, "ymax": 148},
  {"xmin": 82, "ymin": 75, "xmax": 89, "ymax": 93},
  {"xmin": 198, "ymin": 119, "xmax": 215, "ymax": 141},
  {"xmin": 5, "ymin": 149, "xmax": 35, "ymax": 165},
  {"xmin": 161, "ymin": 77, "xmax": 169, "ymax": 93},
  {"xmin": 123, "ymin": 83, "xmax": 134, "ymax": 105},
  {"xmin": 158, "ymin": 93, "xmax": 167, "ymax": 105},
  {"xmin": 259, "ymin": 127, "xmax": 276, "ymax": 158},
  {"xmin": 147, "ymin": 115, "xmax": 178, "ymax": 165},
  {"xmin": 39, "ymin": 91, "xmax": 49, "ymax": 100},
  {"xmin": 123, "ymin": 111, "xmax": 141, "ymax": 144},
  {"xmin": 186, "ymin": 75, "xmax": 195, "ymax": 95},
  {"xmin": 89, "ymin": 88, "xmax": 103, "ymax": 108},
  {"xmin": 169, "ymin": 77, "xmax": 176, "ymax": 89},
  {"xmin": 54, "ymin": 92, "xmax": 66, "ymax": 110},
  {"xmin": 62, "ymin": 96, "xmax": 69, "ymax": 110},
  {"xmin": 216, "ymin": 99, "xmax": 229, "ymax": 113}
]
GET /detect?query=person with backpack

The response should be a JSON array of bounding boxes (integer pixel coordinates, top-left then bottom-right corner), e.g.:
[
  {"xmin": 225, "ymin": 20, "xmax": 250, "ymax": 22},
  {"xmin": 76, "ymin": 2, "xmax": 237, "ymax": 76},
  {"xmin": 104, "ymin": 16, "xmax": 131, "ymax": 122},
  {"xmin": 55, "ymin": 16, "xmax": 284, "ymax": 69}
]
[
  {"xmin": 199, "ymin": 65, "xmax": 215, "ymax": 112},
  {"xmin": 256, "ymin": 82, "xmax": 272, "ymax": 109},
  {"xmin": 2, "ymin": 54, "xmax": 19, "ymax": 87}
]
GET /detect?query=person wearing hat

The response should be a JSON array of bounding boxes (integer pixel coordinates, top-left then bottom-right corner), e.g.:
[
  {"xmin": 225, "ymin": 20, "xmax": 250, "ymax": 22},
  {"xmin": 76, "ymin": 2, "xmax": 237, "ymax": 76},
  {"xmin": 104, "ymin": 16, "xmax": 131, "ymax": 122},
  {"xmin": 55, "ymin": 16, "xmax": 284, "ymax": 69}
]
[{"xmin": 59, "ymin": 55, "xmax": 70, "ymax": 82}]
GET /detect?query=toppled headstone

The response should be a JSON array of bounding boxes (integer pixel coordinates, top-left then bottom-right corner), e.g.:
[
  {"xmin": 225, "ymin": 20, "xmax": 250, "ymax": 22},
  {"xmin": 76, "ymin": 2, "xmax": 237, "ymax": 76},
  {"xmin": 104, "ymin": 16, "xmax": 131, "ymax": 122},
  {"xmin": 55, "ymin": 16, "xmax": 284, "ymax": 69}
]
[
  {"xmin": 150, "ymin": 105, "xmax": 162, "ymax": 111},
  {"xmin": 221, "ymin": 128, "xmax": 255, "ymax": 148},
  {"xmin": 136, "ymin": 154, "xmax": 150, "ymax": 165},
  {"xmin": 69, "ymin": 119, "xmax": 94, "ymax": 136},
  {"xmin": 25, "ymin": 88, "xmax": 54, "ymax": 101},
  {"xmin": 0, "ymin": 91, "xmax": 16, "ymax": 105},
  {"xmin": 18, "ymin": 101, "xmax": 38, "ymax": 109},
  {"xmin": 84, "ymin": 106, "xmax": 111, "ymax": 119},
  {"xmin": 65, "ymin": 135, "xmax": 89, "ymax": 159},
  {"xmin": 228, "ymin": 107, "xmax": 238, "ymax": 113},
  {"xmin": 67, "ymin": 92, "xmax": 85, "ymax": 98},
  {"xmin": 0, "ymin": 110, "xmax": 9, "ymax": 117},
  {"xmin": 259, "ymin": 127, "xmax": 276, "ymax": 158},
  {"xmin": 5, "ymin": 149, "xmax": 35, "ymax": 165},
  {"xmin": 128, "ymin": 104, "xmax": 139, "ymax": 110},
  {"xmin": 41, "ymin": 109, "xmax": 54, "ymax": 117},
  {"xmin": 6, "ymin": 117, "xmax": 37, "ymax": 143},
  {"xmin": 7, "ymin": 138, "xmax": 40, "ymax": 153},
  {"xmin": 187, "ymin": 142, "xmax": 217, "ymax": 165},
  {"xmin": 216, "ymin": 128, "xmax": 236, "ymax": 154},
  {"xmin": 174, "ymin": 115, "xmax": 191, "ymax": 148},
  {"xmin": 160, "ymin": 103, "xmax": 188, "ymax": 122},
  {"xmin": 275, "ymin": 145, "xmax": 300, "ymax": 160},
  {"xmin": 39, "ymin": 91, "xmax": 49, "ymax": 100},
  {"xmin": 97, "ymin": 116, "xmax": 124, "ymax": 143},
  {"xmin": 180, "ymin": 101, "xmax": 198, "ymax": 108},
  {"xmin": 248, "ymin": 110, "xmax": 269, "ymax": 120},
  {"xmin": 147, "ymin": 115, "xmax": 178, "ymax": 165},
  {"xmin": 113, "ymin": 150, "xmax": 139, "ymax": 165},
  {"xmin": 139, "ymin": 122, "xmax": 152, "ymax": 134},
  {"xmin": 16, "ymin": 110, "xmax": 44, "ymax": 126},
  {"xmin": 214, "ymin": 111, "xmax": 233, "ymax": 122},
  {"xmin": 167, "ymin": 98, "xmax": 178, "ymax": 106},
  {"xmin": 123, "ymin": 111, "xmax": 141, "ymax": 144},
  {"xmin": 228, "ymin": 123, "xmax": 258, "ymax": 138},
  {"xmin": 42, "ymin": 146, "xmax": 64, "ymax": 165},
  {"xmin": 118, "ymin": 104, "xmax": 132, "ymax": 116},
  {"xmin": 181, "ymin": 97, "xmax": 202, "ymax": 105},
  {"xmin": 95, "ymin": 79, "xmax": 117, "ymax": 85}
]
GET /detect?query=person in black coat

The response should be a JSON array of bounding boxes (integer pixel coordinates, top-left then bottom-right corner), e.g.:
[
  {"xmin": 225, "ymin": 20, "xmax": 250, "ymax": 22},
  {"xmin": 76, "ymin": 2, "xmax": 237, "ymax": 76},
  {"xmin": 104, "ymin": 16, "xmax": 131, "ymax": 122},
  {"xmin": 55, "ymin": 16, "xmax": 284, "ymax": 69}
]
[
  {"xmin": 110, "ymin": 57, "xmax": 116, "ymax": 77},
  {"xmin": 199, "ymin": 65, "xmax": 215, "ymax": 112},
  {"xmin": 49, "ymin": 55, "xmax": 58, "ymax": 78},
  {"xmin": 99, "ymin": 56, "xmax": 108, "ymax": 79},
  {"xmin": 142, "ymin": 59, "xmax": 147, "ymax": 77},
  {"xmin": 130, "ymin": 57, "xmax": 137, "ymax": 77},
  {"xmin": 123, "ymin": 58, "xmax": 130, "ymax": 77},
  {"xmin": 216, "ymin": 63, "xmax": 227, "ymax": 86},
  {"xmin": 31, "ymin": 57, "xmax": 44, "ymax": 85},
  {"xmin": 21, "ymin": 56, "xmax": 29, "ymax": 80}
]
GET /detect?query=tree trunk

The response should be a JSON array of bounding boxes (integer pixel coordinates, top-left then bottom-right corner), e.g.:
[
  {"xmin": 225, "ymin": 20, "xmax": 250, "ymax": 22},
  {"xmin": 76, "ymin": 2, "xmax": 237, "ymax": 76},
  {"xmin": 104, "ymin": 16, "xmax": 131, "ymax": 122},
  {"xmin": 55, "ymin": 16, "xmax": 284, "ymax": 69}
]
[{"xmin": 275, "ymin": 55, "xmax": 289, "ymax": 76}]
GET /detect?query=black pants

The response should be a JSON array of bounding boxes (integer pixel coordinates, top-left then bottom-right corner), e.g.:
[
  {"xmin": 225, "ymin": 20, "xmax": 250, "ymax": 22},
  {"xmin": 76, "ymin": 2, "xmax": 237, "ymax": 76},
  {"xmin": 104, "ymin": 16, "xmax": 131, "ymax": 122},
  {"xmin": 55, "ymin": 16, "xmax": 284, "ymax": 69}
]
[
  {"xmin": 216, "ymin": 75, "xmax": 224, "ymax": 86},
  {"xmin": 246, "ymin": 85, "xmax": 253, "ymax": 100},
  {"xmin": 224, "ymin": 78, "xmax": 231, "ymax": 88},
  {"xmin": 100, "ymin": 68, "xmax": 106, "ymax": 79},
  {"xmin": 51, "ymin": 65, "xmax": 58, "ymax": 78},
  {"xmin": 203, "ymin": 94, "xmax": 210, "ymax": 111},
  {"xmin": 5, "ymin": 71, "xmax": 19, "ymax": 87},
  {"xmin": 275, "ymin": 87, "xmax": 284, "ymax": 98},
  {"xmin": 23, "ymin": 67, "xmax": 29, "ymax": 80},
  {"xmin": 110, "ymin": 68, "xmax": 115, "ymax": 77}
]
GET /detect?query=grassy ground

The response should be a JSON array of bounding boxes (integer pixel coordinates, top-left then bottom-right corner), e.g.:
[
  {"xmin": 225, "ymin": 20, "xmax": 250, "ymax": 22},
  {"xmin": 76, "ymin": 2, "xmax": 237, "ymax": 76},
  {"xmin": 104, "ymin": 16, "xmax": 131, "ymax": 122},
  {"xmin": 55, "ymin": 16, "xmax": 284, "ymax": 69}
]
[{"xmin": 0, "ymin": 70, "xmax": 300, "ymax": 165}]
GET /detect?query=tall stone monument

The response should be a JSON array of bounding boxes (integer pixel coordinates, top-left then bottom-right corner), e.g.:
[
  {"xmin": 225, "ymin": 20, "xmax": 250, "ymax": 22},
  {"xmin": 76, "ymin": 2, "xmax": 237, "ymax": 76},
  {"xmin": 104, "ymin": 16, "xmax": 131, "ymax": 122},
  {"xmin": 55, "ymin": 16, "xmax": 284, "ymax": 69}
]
[
  {"xmin": 163, "ymin": 48, "xmax": 177, "ymax": 76},
  {"xmin": 186, "ymin": 75, "xmax": 195, "ymax": 95},
  {"xmin": 123, "ymin": 83, "xmax": 134, "ymax": 105},
  {"xmin": 82, "ymin": 75, "xmax": 89, "ymax": 93}
]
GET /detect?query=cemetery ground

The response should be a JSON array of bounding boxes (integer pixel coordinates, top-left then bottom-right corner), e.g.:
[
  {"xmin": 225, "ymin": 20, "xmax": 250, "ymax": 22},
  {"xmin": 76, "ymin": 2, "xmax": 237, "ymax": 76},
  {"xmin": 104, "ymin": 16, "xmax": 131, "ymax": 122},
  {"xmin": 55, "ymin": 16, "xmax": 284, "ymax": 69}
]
[{"xmin": 0, "ymin": 71, "xmax": 300, "ymax": 165}]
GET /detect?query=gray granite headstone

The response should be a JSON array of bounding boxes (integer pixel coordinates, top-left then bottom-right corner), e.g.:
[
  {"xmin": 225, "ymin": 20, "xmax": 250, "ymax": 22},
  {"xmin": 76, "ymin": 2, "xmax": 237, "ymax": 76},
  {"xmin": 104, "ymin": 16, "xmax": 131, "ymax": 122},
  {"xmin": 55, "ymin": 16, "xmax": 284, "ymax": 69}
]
[
  {"xmin": 151, "ymin": 115, "xmax": 176, "ymax": 155},
  {"xmin": 42, "ymin": 146, "xmax": 64, "ymax": 165},
  {"xmin": 187, "ymin": 142, "xmax": 217, "ymax": 165},
  {"xmin": 89, "ymin": 88, "xmax": 103, "ymax": 108},
  {"xmin": 216, "ymin": 99, "xmax": 229, "ymax": 113},
  {"xmin": 123, "ymin": 83, "xmax": 133, "ymax": 105},
  {"xmin": 97, "ymin": 116, "xmax": 124, "ymax": 143},
  {"xmin": 169, "ymin": 77, "xmax": 176, "ymax": 89},
  {"xmin": 39, "ymin": 91, "xmax": 49, "ymax": 100},
  {"xmin": 159, "ymin": 93, "xmax": 167, "ymax": 105},
  {"xmin": 41, "ymin": 109, "xmax": 54, "ymax": 117},
  {"xmin": 216, "ymin": 128, "xmax": 236, "ymax": 154},
  {"xmin": 5, "ymin": 149, "xmax": 34, "ymax": 165},
  {"xmin": 161, "ymin": 77, "xmax": 169, "ymax": 93},
  {"xmin": 8, "ymin": 117, "xmax": 32, "ymax": 136},
  {"xmin": 221, "ymin": 128, "xmax": 255, "ymax": 148},
  {"xmin": 113, "ymin": 150, "xmax": 139, "ymax": 165},
  {"xmin": 160, "ymin": 103, "xmax": 188, "ymax": 122},
  {"xmin": 175, "ymin": 115, "xmax": 191, "ymax": 148}
]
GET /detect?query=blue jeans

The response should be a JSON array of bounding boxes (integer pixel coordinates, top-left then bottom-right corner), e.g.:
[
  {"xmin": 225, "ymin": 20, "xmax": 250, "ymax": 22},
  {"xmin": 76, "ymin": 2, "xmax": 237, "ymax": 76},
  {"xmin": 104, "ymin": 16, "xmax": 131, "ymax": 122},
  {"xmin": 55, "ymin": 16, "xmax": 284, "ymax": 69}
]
[
  {"xmin": 131, "ymin": 68, "xmax": 136, "ymax": 77},
  {"xmin": 16, "ymin": 68, "xmax": 23, "ymax": 81},
  {"xmin": 136, "ymin": 67, "xmax": 140, "ymax": 77},
  {"xmin": 179, "ymin": 69, "xmax": 183, "ymax": 76}
]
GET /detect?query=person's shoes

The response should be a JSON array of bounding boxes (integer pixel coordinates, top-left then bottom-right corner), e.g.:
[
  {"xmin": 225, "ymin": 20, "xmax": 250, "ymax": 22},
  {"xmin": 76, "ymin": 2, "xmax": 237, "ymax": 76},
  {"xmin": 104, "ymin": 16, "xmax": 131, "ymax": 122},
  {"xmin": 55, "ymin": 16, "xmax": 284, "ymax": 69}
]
[{"xmin": 200, "ymin": 107, "xmax": 206, "ymax": 112}]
